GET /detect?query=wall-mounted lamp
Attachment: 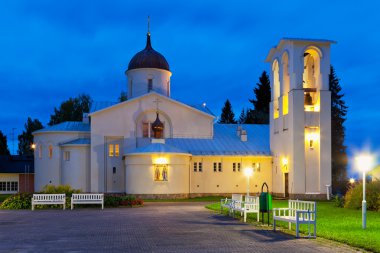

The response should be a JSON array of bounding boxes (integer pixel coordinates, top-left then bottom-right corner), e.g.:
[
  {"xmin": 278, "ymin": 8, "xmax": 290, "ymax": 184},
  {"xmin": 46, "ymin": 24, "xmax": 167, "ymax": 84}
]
[
  {"xmin": 154, "ymin": 157, "xmax": 168, "ymax": 165},
  {"xmin": 282, "ymin": 157, "xmax": 288, "ymax": 172},
  {"xmin": 305, "ymin": 128, "xmax": 319, "ymax": 149},
  {"xmin": 31, "ymin": 143, "xmax": 36, "ymax": 149}
]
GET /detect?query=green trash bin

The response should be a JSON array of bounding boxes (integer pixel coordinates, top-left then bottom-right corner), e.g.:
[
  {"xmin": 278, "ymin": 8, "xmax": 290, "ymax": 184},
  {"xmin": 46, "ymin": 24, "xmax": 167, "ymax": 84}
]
[
  {"xmin": 259, "ymin": 192, "xmax": 272, "ymax": 212},
  {"xmin": 260, "ymin": 182, "xmax": 272, "ymax": 225}
]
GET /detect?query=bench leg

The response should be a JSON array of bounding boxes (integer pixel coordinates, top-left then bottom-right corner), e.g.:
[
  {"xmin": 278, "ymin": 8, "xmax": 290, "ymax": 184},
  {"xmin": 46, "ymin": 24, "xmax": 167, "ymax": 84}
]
[
  {"xmin": 273, "ymin": 219, "xmax": 276, "ymax": 231},
  {"xmin": 314, "ymin": 222, "xmax": 316, "ymax": 237},
  {"xmin": 296, "ymin": 222, "xmax": 299, "ymax": 238},
  {"xmin": 71, "ymin": 203, "xmax": 74, "ymax": 210},
  {"xmin": 63, "ymin": 203, "xmax": 66, "ymax": 210},
  {"xmin": 244, "ymin": 212, "xmax": 247, "ymax": 223},
  {"xmin": 102, "ymin": 202, "xmax": 104, "ymax": 210},
  {"xmin": 257, "ymin": 211, "xmax": 259, "ymax": 222},
  {"xmin": 32, "ymin": 203, "xmax": 34, "ymax": 211},
  {"xmin": 289, "ymin": 222, "xmax": 291, "ymax": 230}
]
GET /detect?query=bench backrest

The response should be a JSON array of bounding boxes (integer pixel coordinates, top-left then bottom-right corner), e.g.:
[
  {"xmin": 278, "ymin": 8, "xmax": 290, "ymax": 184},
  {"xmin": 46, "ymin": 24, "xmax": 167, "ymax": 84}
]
[
  {"xmin": 245, "ymin": 196, "xmax": 259, "ymax": 204},
  {"xmin": 288, "ymin": 200, "xmax": 316, "ymax": 220},
  {"xmin": 72, "ymin": 193, "xmax": 104, "ymax": 200},
  {"xmin": 33, "ymin": 194, "xmax": 65, "ymax": 201},
  {"xmin": 231, "ymin": 194, "xmax": 243, "ymax": 202}
]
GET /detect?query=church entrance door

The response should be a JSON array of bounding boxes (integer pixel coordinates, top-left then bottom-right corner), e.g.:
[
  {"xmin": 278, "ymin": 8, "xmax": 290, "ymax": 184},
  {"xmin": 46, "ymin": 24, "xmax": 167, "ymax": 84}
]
[{"xmin": 284, "ymin": 173, "xmax": 289, "ymax": 198}]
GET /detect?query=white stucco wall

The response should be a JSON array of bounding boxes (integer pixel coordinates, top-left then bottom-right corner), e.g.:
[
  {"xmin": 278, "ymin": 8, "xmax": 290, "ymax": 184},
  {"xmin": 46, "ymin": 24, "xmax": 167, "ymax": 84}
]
[
  {"xmin": 90, "ymin": 93, "xmax": 214, "ymax": 192},
  {"xmin": 61, "ymin": 145, "xmax": 90, "ymax": 192},
  {"xmin": 126, "ymin": 68, "xmax": 172, "ymax": 99},
  {"xmin": 125, "ymin": 154, "xmax": 190, "ymax": 194},
  {"xmin": 33, "ymin": 131, "xmax": 90, "ymax": 191},
  {"xmin": 190, "ymin": 156, "xmax": 272, "ymax": 195}
]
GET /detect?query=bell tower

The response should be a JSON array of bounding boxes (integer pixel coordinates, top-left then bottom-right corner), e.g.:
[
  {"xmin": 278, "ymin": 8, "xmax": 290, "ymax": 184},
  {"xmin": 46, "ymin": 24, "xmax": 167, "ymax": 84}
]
[{"xmin": 266, "ymin": 38, "xmax": 335, "ymax": 199}]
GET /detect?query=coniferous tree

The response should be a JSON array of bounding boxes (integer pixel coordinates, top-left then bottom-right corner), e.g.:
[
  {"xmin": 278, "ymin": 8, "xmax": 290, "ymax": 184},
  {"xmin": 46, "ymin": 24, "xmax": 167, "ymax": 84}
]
[
  {"xmin": 238, "ymin": 108, "xmax": 247, "ymax": 124},
  {"xmin": 247, "ymin": 71, "xmax": 271, "ymax": 124},
  {"xmin": 0, "ymin": 131, "xmax": 10, "ymax": 155},
  {"xmin": 119, "ymin": 91, "xmax": 128, "ymax": 102},
  {"xmin": 330, "ymin": 65, "xmax": 348, "ymax": 194},
  {"xmin": 219, "ymin": 99, "xmax": 237, "ymax": 124},
  {"xmin": 18, "ymin": 118, "xmax": 43, "ymax": 155},
  {"xmin": 49, "ymin": 94, "xmax": 92, "ymax": 125}
]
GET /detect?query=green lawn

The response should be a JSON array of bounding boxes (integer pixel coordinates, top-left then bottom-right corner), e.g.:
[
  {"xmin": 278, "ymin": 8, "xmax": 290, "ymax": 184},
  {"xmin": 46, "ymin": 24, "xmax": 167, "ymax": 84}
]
[
  {"xmin": 206, "ymin": 200, "xmax": 380, "ymax": 252},
  {"xmin": 144, "ymin": 196, "xmax": 226, "ymax": 202},
  {"xmin": 0, "ymin": 194, "xmax": 12, "ymax": 203}
]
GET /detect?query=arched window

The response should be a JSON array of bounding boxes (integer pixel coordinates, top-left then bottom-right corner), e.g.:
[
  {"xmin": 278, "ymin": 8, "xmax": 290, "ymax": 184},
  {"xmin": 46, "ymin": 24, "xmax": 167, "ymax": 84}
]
[
  {"xmin": 272, "ymin": 59, "xmax": 280, "ymax": 118},
  {"xmin": 151, "ymin": 113, "xmax": 164, "ymax": 139},
  {"xmin": 48, "ymin": 145, "xmax": 53, "ymax": 159}
]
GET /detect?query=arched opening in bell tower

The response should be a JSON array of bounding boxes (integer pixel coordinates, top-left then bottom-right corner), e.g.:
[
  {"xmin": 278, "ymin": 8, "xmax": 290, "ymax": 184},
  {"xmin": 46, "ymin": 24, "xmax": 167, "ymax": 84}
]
[
  {"xmin": 281, "ymin": 52, "xmax": 290, "ymax": 115},
  {"xmin": 272, "ymin": 59, "xmax": 280, "ymax": 118},
  {"xmin": 302, "ymin": 47, "xmax": 322, "ymax": 112}
]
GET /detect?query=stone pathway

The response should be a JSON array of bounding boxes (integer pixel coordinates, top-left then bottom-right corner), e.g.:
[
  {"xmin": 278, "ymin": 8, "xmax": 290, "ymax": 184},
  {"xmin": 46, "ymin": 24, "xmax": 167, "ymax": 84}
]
[{"xmin": 0, "ymin": 202, "xmax": 362, "ymax": 252}]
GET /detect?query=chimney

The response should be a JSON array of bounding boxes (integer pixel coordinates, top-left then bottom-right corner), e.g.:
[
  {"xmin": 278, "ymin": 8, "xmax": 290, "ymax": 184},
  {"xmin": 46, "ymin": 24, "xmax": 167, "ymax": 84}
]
[
  {"xmin": 240, "ymin": 129, "xmax": 247, "ymax": 142},
  {"xmin": 82, "ymin": 113, "xmax": 90, "ymax": 124},
  {"xmin": 236, "ymin": 125, "xmax": 242, "ymax": 136}
]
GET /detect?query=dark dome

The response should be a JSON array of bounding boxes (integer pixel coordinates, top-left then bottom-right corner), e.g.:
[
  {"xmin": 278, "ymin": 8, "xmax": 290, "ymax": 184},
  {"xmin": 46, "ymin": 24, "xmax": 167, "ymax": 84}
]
[{"xmin": 128, "ymin": 33, "xmax": 170, "ymax": 71}]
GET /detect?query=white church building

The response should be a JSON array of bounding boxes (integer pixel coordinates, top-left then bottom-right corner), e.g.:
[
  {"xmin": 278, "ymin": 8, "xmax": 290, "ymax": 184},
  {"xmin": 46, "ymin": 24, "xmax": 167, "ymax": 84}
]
[{"xmin": 33, "ymin": 31, "xmax": 334, "ymax": 199}]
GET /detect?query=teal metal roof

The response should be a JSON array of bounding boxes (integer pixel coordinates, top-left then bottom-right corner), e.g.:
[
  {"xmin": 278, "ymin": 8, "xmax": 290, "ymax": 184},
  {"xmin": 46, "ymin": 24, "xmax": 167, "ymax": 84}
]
[
  {"xmin": 60, "ymin": 138, "xmax": 90, "ymax": 146},
  {"xmin": 33, "ymin": 121, "xmax": 90, "ymax": 134},
  {"xmin": 165, "ymin": 124, "xmax": 270, "ymax": 156},
  {"xmin": 126, "ymin": 142, "xmax": 190, "ymax": 155}
]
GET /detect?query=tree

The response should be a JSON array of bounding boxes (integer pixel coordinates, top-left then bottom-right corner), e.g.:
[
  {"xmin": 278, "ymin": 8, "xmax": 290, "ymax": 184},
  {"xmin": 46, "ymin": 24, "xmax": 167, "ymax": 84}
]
[
  {"xmin": 247, "ymin": 71, "xmax": 271, "ymax": 124},
  {"xmin": 219, "ymin": 99, "xmax": 237, "ymax": 124},
  {"xmin": 119, "ymin": 91, "xmax": 128, "ymax": 102},
  {"xmin": 238, "ymin": 108, "xmax": 247, "ymax": 124},
  {"xmin": 18, "ymin": 118, "xmax": 43, "ymax": 155},
  {"xmin": 330, "ymin": 66, "xmax": 348, "ymax": 194},
  {"xmin": 49, "ymin": 94, "xmax": 92, "ymax": 126},
  {"xmin": 0, "ymin": 131, "xmax": 10, "ymax": 155}
]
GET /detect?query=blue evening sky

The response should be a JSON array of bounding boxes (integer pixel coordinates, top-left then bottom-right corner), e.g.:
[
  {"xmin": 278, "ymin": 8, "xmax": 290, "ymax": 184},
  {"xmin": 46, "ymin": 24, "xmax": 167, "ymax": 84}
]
[{"xmin": 0, "ymin": 0, "xmax": 379, "ymax": 175}]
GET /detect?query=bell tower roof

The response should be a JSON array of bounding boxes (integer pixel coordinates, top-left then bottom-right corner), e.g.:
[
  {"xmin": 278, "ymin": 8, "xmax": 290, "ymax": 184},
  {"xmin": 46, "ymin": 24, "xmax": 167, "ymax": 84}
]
[{"xmin": 127, "ymin": 21, "xmax": 170, "ymax": 71}]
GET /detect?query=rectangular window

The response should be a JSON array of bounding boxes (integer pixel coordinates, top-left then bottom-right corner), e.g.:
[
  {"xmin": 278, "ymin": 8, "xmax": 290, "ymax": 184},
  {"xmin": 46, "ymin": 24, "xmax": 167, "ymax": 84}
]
[
  {"xmin": 48, "ymin": 145, "xmax": 53, "ymax": 159},
  {"xmin": 109, "ymin": 144, "xmax": 114, "ymax": 157},
  {"xmin": 0, "ymin": 181, "xmax": 18, "ymax": 191},
  {"xmin": 115, "ymin": 144, "xmax": 120, "ymax": 157},
  {"xmin": 237, "ymin": 163, "xmax": 241, "ymax": 172},
  {"xmin": 143, "ymin": 122, "xmax": 149, "ymax": 138},
  {"xmin": 148, "ymin": 79, "xmax": 153, "ymax": 92},
  {"xmin": 198, "ymin": 162, "xmax": 202, "ymax": 172},
  {"xmin": 38, "ymin": 145, "xmax": 42, "ymax": 159},
  {"xmin": 233, "ymin": 163, "xmax": 236, "ymax": 172},
  {"xmin": 213, "ymin": 162, "xmax": 217, "ymax": 172},
  {"xmin": 193, "ymin": 162, "xmax": 197, "ymax": 172},
  {"xmin": 218, "ymin": 162, "xmax": 222, "ymax": 172},
  {"xmin": 0, "ymin": 182, "xmax": 5, "ymax": 191},
  {"xmin": 64, "ymin": 151, "xmax": 70, "ymax": 161}
]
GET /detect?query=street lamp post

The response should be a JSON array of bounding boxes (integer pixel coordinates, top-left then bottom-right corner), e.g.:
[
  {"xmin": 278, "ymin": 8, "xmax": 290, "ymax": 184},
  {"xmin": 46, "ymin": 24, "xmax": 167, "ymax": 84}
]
[
  {"xmin": 244, "ymin": 167, "xmax": 253, "ymax": 196},
  {"xmin": 355, "ymin": 153, "xmax": 375, "ymax": 229}
]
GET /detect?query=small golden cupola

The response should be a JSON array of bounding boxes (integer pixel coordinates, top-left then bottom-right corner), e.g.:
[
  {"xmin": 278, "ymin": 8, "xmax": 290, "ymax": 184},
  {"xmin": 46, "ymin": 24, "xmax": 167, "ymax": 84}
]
[{"xmin": 151, "ymin": 112, "xmax": 164, "ymax": 138}]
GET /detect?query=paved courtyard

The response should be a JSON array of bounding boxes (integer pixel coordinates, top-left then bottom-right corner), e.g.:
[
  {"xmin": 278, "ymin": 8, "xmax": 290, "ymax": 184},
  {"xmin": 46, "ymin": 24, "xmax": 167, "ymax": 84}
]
[{"xmin": 0, "ymin": 202, "xmax": 359, "ymax": 253}]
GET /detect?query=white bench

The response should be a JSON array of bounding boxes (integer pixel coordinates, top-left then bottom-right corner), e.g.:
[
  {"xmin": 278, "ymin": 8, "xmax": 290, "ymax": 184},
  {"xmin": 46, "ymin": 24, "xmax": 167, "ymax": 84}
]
[
  {"xmin": 31, "ymin": 194, "xmax": 66, "ymax": 210},
  {"xmin": 71, "ymin": 193, "xmax": 104, "ymax": 210},
  {"xmin": 231, "ymin": 196, "xmax": 260, "ymax": 222},
  {"xmin": 220, "ymin": 194, "xmax": 243, "ymax": 215},
  {"xmin": 273, "ymin": 200, "xmax": 316, "ymax": 238}
]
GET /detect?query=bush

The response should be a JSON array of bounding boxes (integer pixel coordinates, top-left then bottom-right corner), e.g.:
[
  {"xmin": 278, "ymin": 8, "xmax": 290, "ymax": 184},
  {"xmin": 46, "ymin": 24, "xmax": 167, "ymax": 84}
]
[
  {"xmin": 105, "ymin": 194, "xmax": 143, "ymax": 207},
  {"xmin": 119, "ymin": 196, "xmax": 144, "ymax": 207},
  {"xmin": 333, "ymin": 194, "xmax": 344, "ymax": 208},
  {"xmin": 40, "ymin": 184, "xmax": 81, "ymax": 208},
  {"xmin": 105, "ymin": 194, "xmax": 122, "ymax": 207},
  {"xmin": 344, "ymin": 181, "xmax": 380, "ymax": 211},
  {"xmin": 0, "ymin": 193, "xmax": 32, "ymax": 209}
]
